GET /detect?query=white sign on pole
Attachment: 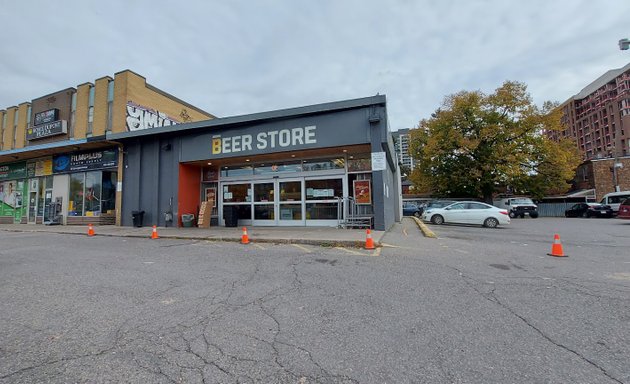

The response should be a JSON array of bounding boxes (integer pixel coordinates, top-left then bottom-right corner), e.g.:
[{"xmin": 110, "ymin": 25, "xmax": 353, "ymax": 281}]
[{"xmin": 371, "ymin": 152, "xmax": 387, "ymax": 171}]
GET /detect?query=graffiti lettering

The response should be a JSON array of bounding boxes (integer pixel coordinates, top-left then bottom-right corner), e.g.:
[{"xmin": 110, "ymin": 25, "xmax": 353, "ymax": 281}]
[{"xmin": 125, "ymin": 103, "xmax": 179, "ymax": 131}]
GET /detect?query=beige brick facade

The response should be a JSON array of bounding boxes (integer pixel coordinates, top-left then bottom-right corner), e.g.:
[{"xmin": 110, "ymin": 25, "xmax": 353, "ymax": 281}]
[
  {"xmin": 0, "ymin": 69, "xmax": 214, "ymax": 149},
  {"xmin": 2, "ymin": 107, "xmax": 16, "ymax": 150}
]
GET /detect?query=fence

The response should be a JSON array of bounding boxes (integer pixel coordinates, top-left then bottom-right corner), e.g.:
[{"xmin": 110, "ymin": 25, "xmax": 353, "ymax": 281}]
[{"xmin": 537, "ymin": 202, "xmax": 573, "ymax": 217}]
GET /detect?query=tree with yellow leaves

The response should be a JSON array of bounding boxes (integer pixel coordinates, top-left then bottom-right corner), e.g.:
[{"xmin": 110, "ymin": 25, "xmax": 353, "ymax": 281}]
[{"xmin": 409, "ymin": 81, "xmax": 580, "ymax": 202}]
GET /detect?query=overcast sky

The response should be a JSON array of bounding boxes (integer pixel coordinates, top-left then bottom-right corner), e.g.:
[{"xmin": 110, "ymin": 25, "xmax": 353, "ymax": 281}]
[{"xmin": 1, "ymin": 0, "xmax": 629, "ymax": 130}]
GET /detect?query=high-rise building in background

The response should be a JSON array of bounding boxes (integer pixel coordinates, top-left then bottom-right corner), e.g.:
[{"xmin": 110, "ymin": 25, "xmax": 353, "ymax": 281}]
[
  {"xmin": 551, "ymin": 62, "xmax": 630, "ymax": 160},
  {"xmin": 392, "ymin": 128, "xmax": 415, "ymax": 171}
]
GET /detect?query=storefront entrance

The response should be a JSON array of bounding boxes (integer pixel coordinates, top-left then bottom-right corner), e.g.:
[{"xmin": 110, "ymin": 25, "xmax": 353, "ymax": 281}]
[{"xmin": 221, "ymin": 176, "xmax": 345, "ymax": 227}]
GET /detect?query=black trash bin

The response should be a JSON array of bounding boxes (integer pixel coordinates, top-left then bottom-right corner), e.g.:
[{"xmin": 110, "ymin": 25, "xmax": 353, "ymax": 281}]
[
  {"xmin": 223, "ymin": 206, "xmax": 239, "ymax": 227},
  {"xmin": 132, "ymin": 210, "xmax": 145, "ymax": 227}
]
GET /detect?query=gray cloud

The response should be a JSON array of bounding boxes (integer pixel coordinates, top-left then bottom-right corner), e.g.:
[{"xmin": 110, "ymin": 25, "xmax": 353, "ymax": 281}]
[{"xmin": 1, "ymin": 0, "xmax": 628, "ymax": 130}]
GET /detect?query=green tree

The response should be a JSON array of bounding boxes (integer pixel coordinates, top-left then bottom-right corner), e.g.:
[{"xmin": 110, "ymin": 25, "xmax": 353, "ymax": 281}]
[{"xmin": 408, "ymin": 81, "xmax": 581, "ymax": 202}]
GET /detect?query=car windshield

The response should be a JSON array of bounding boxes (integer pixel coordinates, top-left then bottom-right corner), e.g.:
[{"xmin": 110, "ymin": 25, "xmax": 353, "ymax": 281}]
[{"xmin": 511, "ymin": 198, "xmax": 534, "ymax": 204}]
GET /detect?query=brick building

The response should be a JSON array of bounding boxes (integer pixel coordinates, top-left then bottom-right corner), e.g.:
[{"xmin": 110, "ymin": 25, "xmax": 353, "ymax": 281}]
[
  {"xmin": 551, "ymin": 62, "xmax": 630, "ymax": 160},
  {"xmin": 573, "ymin": 156, "xmax": 630, "ymax": 201},
  {"xmin": 0, "ymin": 70, "xmax": 213, "ymax": 225}
]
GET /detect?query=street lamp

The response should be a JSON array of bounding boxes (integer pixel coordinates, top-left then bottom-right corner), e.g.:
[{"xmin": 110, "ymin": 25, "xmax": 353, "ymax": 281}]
[{"xmin": 620, "ymin": 38, "xmax": 630, "ymax": 50}]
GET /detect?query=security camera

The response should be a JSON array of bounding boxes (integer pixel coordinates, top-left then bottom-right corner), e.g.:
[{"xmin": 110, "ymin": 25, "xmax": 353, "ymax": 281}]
[{"xmin": 620, "ymin": 38, "xmax": 630, "ymax": 51}]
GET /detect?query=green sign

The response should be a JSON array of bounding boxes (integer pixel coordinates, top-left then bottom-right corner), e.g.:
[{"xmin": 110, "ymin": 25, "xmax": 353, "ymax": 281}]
[{"xmin": 0, "ymin": 161, "xmax": 27, "ymax": 181}]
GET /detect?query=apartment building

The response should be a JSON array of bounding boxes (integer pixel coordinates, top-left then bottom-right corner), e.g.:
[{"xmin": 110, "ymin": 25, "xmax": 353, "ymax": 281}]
[
  {"xmin": 552, "ymin": 62, "xmax": 630, "ymax": 160},
  {"xmin": 0, "ymin": 70, "xmax": 213, "ymax": 225},
  {"xmin": 392, "ymin": 128, "xmax": 415, "ymax": 171}
]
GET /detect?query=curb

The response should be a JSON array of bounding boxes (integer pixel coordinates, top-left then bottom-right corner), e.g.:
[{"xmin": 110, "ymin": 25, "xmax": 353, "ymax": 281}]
[
  {"xmin": 411, "ymin": 216, "xmax": 437, "ymax": 238},
  {"xmin": 0, "ymin": 228, "xmax": 374, "ymax": 249}
]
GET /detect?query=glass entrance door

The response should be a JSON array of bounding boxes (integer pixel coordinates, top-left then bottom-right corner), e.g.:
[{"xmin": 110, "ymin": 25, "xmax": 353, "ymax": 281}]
[
  {"xmin": 28, "ymin": 179, "xmax": 38, "ymax": 224},
  {"xmin": 278, "ymin": 179, "xmax": 304, "ymax": 226},
  {"xmin": 252, "ymin": 182, "xmax": 275, "ymax": 226}
]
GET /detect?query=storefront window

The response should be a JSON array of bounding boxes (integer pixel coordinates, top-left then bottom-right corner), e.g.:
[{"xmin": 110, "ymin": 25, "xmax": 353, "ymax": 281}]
[
  {"xmin": 254, "ymin": 161, "xmax": 302, "ymax": 175},
  {"xmin": 220, "ymin": 166, "xmax": 253, "ymax": 177},
  {"xmin": 223, "ymin": 184, "xmax": 250, "ymax": 203},
  {"xmin": 280, "ymin": 181, "xmax": 301, "ymax": 202},
  {"xmin": 302, "ymin": 158, "xmax": 345, "ymax": 172},
  {"xmin": 305, "ymin": 179, "xmax": 342, "ymax": 200},
  {"xmin": 347, "ymin": 154, "xmax": 371, "ymax": 172},
  {"xmin": 85, "ymin": 171, "xmax": 101, "ymax": 216},
  {"xmin": 254, "ymin": 183, "xmax": 274, "ymax": 202},
  {"xmin": 101, "ymin": 171, "xmax": 117, "ymax": 214},
  {"xmin": 69, "ymin": 173, "xmax": 84, "ymax": 216},
  {"xmin": 306, "ymin": 203, "xmax": 338, "ymax": 220}
]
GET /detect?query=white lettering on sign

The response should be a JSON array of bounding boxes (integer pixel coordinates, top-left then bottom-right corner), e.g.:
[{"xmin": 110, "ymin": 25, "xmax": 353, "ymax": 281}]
[
  {"xmin": 212, "ymin": 126, "xmax": 317, "ymax": 156},
  {"xmin": 126, "ymin": 102, "xmax": 179, "ymax": 131}
]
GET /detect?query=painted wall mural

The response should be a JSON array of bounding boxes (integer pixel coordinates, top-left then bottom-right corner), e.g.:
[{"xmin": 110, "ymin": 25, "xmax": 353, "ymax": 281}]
[{"xmin": 126, "ymin": 102, "xmax": 179, "ymax": 131}]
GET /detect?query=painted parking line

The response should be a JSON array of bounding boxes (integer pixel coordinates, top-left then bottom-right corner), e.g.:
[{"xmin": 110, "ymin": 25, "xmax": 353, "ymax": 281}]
[
  {"xmin": 292, "ymin": 244, "xmax": 312, "ymax": 253},
  {"xmin": 334, "ymin": 247, "xmax": 367, "ymax": 256}
]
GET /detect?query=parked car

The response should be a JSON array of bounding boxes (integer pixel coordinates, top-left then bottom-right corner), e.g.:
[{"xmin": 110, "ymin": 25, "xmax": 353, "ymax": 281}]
[
  {"xmin": 422, "ymin": 201, "xmax": 510, "ymax": 228},
  {"xmin": 492, "ymin": 196, "xmax": 539, "ymax": 218},
  {"xmin": 425, "ymin": 200, "xmax": 456, "ymax": 209},
  {"xmin": 617, "ymin": 198, "xmax": 630, "ymax": 220},
  {"xmin": 402, "ymin": 202, "xmax": 423, "ymax": 217},
  {"xmin": 564, "ymin": 203, "xmax": 614, "ymax": 218},
  {"xmin": 599, "ymin": 191, "xmax": 630, "ymax": 215}
]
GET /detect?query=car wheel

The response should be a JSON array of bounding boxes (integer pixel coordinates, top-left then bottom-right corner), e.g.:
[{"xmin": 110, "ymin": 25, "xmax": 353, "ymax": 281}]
[
  {"xmin": 508, "ymin": 211, "xmax": 517, "ymax": 218},
  {"xmin": 413, "ymin": 211, "xmax": 421, "ymax": 218},
  {"xmin": 582, "ymin": 211, "xmax": 589, "ymax": 218},
  {"xmin": 484, "ymin": 217, "xmax": 499, "ymax": 228},
  {"xmin": 519, "ymin": 214, "xmax": 525, "ymax": 218},
  {"xmin": 530, "ymin": 212, "xmax": 538, "ymax": 218},
  {"xmin": 431, "ymin": 214, "xmax": 444, "ymax": 225}
]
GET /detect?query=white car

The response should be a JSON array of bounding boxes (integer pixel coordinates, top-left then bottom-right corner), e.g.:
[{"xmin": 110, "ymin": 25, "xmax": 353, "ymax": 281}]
[{"xmin": 422, "ymin": 201, "xmax": 510, "ymax": 228}]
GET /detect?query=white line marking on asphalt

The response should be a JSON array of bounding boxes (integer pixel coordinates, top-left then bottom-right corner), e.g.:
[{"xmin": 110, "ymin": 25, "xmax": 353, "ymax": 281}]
[
  {"xmin": 372, "ymin": 248, "xmax": 382, "ymax": 257},
  {"xmin": 292, "ymin": 244, "xmax": 311, "ymax": 253},
  {"xmin": 253, "ymin": 243, "xmax": 265, "ymax": 250},
  {"xmin": 454, "ymin": 249, "xmax": 469, "ymax": 254},
  {"xmin": 403, "ymin": 228, "xmax": 408, "ymax": 236},
  {"xmin": 380, "ymin": 243, "xmax": 400, "ymax": 248},
  {"xmin": 143, "ymin": 261, "xmax": 155, "ymax": 264},
  {"xmin": 335, "ymin": 247, "xmax": 365, "ymax": 256}
]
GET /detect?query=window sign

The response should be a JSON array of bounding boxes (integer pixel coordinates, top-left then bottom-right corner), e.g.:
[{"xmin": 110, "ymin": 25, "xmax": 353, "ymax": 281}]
[
  {"xmin": 354, "ymin": 180, "xmax": 371, "ymax": 205},
  {"xmin": 0, "ymin": 162, "xmax": 27, "ymax": 181},
  {"xmin": 371, "ymin": 152, "xmax": 386, "ymax": 171}
]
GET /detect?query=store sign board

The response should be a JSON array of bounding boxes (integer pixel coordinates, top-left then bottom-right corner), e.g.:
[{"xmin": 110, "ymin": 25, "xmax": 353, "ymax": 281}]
[
  {"xmin": 211, "ymin": 126, "xmax": 317, "ymax": 156},
  {"xmin": 0, "ymin": 162, "xmax": 27, "ymax": 181},
  {"xmin": 34, "ymin": 109, "xmax": 59, "ymax": 126},
  {"xmin": 53, "ymin": 148, "xmax": 118, "ymax": 173},
  {"xmin": 26, "ymin": 158, "xmax": 53, "ymax": 178},
  {"xmin": 26, "ymin": 120, "xmax": 67, "ymax": 140},
  {"xmin": 179, "ymin": 107, "xmax": 371, "ymax": 162}
]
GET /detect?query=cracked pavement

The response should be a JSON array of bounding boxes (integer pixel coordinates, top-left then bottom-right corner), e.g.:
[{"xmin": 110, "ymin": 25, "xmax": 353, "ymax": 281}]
[{"xmin": 1, "ymin": 217, "xmax": 629, "ymax": 383}]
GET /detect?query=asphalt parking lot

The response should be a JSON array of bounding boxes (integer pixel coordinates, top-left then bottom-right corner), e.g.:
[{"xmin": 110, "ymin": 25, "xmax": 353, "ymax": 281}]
[{"xmin": 1, "ymin": 218, "xmax": 629, "ymax": 383}]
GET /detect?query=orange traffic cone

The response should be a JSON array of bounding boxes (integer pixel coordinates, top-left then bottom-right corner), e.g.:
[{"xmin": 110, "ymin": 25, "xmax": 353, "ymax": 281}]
[
  {"xmin": 87, "ymin": 223, "xmax": 95, "ymax": 237},
  {"xmin": 241, "ymin": 227, "xmax": 250, "ymax": 244},
  {"xmin": 365, "ymin": 229, "xmax": 375, "ymax": 250},
  {"xmin": 151, "ymin": 225, "xmax": 159, "ymax": 239},
  {"xmin": 547, "ymin": 234, "xmax": 567, "ymax": 257}
]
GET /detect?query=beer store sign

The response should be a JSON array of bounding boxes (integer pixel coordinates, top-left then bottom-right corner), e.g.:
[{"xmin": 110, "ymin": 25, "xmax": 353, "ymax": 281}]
[
  {"xmin": 211, "ymin": 126, "xmax": 317, "ymax": 156},
  {"xmin": 26, "ymin": 120, "xmax": 67, "ymax": 140}
]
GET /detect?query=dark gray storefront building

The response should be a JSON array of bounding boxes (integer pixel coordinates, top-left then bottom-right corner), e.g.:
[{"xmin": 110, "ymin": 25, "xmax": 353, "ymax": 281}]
[{"xmin": 108, "ymin": 95, "xmax": 401, "ymax": 231}]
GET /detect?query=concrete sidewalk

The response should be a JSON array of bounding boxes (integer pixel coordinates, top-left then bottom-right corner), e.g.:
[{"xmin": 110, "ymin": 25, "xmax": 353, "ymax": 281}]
[{"xmin": 0, "ymin": 224, "xmax": 386, "ymax": 248}]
